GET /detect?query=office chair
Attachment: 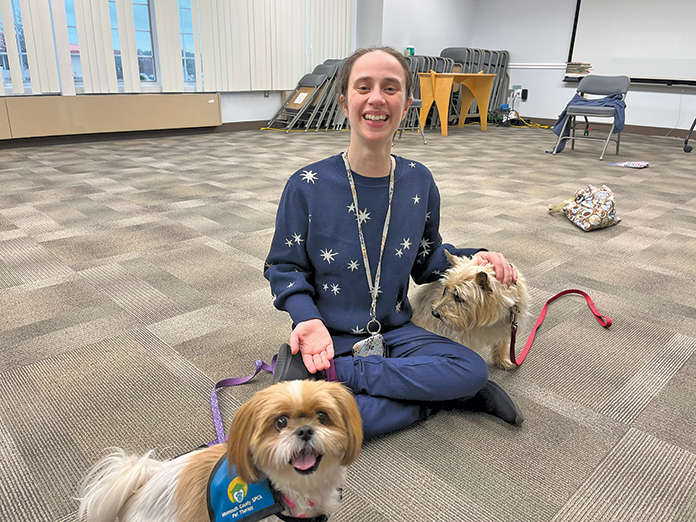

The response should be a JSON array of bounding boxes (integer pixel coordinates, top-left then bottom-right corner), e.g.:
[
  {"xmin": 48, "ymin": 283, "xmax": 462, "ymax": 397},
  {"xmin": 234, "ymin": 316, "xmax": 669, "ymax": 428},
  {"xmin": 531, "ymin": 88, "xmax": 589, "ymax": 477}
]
[{"xmin": 551, "ymin": 75, "xmax": 630, "ymax": 160}]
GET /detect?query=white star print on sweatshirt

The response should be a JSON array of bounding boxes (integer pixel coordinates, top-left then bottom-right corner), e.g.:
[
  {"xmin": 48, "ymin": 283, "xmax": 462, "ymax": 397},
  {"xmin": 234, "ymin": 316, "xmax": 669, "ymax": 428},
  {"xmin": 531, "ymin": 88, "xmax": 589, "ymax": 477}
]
[{"xmin": 264, "ymin": 154, "xmax": 481, "ymax": 333}]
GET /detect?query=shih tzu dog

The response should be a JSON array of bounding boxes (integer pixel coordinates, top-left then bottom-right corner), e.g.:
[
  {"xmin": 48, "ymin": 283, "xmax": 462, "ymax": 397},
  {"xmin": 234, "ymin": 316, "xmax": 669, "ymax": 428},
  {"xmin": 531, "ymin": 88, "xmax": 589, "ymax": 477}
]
[
  {"xmin": 411, "ymin": 251, "xmax": 530, "ymax": 369},
  {"xmin": 78, "ymin": 380, "xmax": 363, "ymax": 521}
]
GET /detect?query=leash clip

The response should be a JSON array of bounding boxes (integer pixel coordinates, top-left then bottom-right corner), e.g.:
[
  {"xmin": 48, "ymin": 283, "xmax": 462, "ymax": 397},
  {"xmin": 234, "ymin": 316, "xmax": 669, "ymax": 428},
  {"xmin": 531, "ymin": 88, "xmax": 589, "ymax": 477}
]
[{"xmin": 509, "ymin": 305, "xmax": 520, "ymax": 326}]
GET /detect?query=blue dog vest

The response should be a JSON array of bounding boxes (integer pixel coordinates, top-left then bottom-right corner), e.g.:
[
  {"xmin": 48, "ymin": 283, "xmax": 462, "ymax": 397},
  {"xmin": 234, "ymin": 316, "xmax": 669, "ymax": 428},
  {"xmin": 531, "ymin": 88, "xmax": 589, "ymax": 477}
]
[{"xmin": 207, "ymin": 455, "xmax": 283, "ymax": 522}]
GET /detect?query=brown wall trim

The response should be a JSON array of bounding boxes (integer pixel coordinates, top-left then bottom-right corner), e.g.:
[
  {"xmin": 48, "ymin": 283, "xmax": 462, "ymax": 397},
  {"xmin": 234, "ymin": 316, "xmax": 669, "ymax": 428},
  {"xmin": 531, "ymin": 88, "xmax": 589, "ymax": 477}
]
[{"xmin": 525, "ymin": 117, "xmax": 689, "ymax": 139}]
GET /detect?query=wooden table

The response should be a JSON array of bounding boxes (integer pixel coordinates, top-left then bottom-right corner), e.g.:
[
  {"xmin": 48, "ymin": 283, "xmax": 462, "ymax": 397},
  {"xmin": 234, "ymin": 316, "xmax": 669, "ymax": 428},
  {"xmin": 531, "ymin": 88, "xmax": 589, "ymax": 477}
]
[{"xmin": 418, "ymin": 71, "xmax": 496, "ymax": 135}]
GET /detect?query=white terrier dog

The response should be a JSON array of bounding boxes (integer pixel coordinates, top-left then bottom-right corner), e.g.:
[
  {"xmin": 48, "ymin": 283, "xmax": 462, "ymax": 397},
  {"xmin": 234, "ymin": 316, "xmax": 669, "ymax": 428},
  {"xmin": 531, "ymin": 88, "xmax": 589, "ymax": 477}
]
[{"xmin": 411, "ymin": 251, "xmax": 529, "ymax": 369}]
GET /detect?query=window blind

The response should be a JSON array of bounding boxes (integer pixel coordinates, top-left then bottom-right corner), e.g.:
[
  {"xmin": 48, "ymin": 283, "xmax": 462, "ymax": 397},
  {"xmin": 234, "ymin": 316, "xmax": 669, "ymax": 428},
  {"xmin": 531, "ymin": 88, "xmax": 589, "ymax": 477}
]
[
  {"xmin": 114, "ymin": 0, "xmax": 141, "ymax": 92},
  {"xmin": 0, "ymin": 0, "xmax": 25, "ymax": 93},
  {"xmin": 74, "ymin": 0, "xmax": 119, "ymax": 93},
  {"xmin": 1, "ymin": 0, "xmax": 349, "ymax": 95},
  {"xmin": 15, "ymin": 0, "xmax": 61, "ymax": 92}
]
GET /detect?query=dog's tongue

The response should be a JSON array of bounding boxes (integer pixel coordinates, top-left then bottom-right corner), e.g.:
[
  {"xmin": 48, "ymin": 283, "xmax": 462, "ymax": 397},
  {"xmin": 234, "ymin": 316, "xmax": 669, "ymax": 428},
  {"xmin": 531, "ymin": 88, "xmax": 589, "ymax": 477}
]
[{"xmin": 291, "ymin": 449, "xmax": 317, "ymax": 471}]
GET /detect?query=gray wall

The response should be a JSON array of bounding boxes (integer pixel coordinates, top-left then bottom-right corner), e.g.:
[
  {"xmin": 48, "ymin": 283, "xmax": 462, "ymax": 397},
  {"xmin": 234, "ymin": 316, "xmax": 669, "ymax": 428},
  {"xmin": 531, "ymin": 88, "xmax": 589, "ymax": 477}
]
[{"xmin": 225, "ymin": 0, "xmax": 695, "ymax": 130}]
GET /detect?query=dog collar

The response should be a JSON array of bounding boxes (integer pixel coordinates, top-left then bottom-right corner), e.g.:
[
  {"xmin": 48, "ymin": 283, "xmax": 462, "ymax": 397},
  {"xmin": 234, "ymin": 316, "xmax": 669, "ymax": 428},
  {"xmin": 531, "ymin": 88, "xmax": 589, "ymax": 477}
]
[
  {"xmin": 273, "ymin": 491, "xmax": 329, "ymax": 522},
  {"xmin": 275, "ymin": 512, "xmax": 328, "ymax": 522}
]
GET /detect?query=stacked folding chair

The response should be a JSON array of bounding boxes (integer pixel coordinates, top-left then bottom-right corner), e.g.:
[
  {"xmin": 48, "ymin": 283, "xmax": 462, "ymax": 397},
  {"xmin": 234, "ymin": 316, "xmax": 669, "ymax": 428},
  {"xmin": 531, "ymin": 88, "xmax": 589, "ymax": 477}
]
[
  {"xmin": 440, "ymin": 47, "xmax": 510, "ymax": 127},
  {"xmin": 425, "ymin": 55, "xmax": 455, "ymax": 129},
  {"xmin": 266, "ymin": 63, "xmax": 339, "ymax": 132},
  {"xmin": 305, "ymin": 59, "xmax": 346, "ymax": 132},
  {"xmin": 401, "ymin": 55, "xmax": 455, "ymax": 130},
  {"xmin": 395, "ymin": 56, "xmax": 428, "ymax": 144},
  {"xmin": 268, "ymin": 50, "xmax": 509, "ymax": 136}
]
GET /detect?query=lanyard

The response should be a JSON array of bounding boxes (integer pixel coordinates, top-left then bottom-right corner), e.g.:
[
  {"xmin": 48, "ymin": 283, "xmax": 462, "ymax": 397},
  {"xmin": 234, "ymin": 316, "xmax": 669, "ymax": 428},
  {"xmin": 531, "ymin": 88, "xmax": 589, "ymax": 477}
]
[{"xmin": 341, "ymin": 152, "xmax": 394, "ymax": 335}]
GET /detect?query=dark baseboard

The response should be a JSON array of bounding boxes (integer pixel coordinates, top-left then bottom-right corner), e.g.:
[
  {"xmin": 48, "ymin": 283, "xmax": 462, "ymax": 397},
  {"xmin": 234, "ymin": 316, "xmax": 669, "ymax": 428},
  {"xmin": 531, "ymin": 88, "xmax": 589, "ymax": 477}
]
[
  {"xmin": 216, "ymin": 121, "xmax": 268, "ymax": 132},
  {"xmin": 524, "ymin": 117, "xmax": 689, "ymax": 139}
]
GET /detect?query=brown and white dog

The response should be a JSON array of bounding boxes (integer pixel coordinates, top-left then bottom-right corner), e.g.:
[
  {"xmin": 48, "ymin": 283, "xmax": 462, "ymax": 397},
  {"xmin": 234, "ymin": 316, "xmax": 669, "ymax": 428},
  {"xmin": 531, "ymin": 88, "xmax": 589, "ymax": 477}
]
[
  {"xmin": 78, "ymin": 380, "xmax": 363, "ymax": 521},
  {"xmin": 411, "ymin": 251, "xmax": 529, "ymax": 369}
]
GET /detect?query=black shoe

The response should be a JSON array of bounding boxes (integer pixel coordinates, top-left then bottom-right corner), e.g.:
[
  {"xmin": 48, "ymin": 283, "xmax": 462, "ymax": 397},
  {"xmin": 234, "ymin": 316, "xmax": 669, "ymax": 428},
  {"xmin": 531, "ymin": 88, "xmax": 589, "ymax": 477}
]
[
  {"xmin": 273, "ymin": 343, "xmax": 312, "ymax": 384},
  {"xmin": 460, "ymin": 380, "xmax": 524, "ymax": 426}
]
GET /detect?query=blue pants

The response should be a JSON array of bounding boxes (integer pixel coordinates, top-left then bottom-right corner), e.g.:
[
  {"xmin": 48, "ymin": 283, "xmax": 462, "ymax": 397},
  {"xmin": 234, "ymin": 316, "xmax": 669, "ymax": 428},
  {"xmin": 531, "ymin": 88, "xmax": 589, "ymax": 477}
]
[{"xmin": 331, "ymin": 322, "xmax": 488, "ymax": 440}]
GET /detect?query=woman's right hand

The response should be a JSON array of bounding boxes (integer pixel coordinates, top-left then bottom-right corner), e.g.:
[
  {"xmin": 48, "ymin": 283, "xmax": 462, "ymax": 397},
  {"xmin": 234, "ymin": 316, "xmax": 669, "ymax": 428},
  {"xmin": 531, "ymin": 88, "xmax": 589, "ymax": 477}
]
[{"xmin": 289, "ymin": 318, "xmax": 334, "ymax": 373}]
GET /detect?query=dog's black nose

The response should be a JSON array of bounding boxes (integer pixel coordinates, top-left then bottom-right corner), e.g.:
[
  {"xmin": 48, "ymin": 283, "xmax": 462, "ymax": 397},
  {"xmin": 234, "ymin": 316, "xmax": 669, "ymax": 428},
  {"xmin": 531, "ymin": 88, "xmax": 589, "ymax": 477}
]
[
  {"xmin": 431, "ymin": 310, "xmax": 441, "ymax": 319},
  {"xmin": 296, "ymin": 426, "xmax": 314, "ymax": 441}
]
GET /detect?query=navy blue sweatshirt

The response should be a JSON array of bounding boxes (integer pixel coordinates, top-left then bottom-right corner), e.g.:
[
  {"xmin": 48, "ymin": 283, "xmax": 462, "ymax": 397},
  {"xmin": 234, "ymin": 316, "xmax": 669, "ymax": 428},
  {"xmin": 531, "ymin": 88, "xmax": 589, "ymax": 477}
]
[{"xmin": 264, "ymin": 154, "xmax": 479, "ymax": 335}]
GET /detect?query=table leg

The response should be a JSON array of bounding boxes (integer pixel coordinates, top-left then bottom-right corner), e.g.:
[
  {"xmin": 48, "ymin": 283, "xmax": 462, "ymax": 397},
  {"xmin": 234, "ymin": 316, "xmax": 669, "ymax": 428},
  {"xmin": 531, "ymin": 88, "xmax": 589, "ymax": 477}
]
[
  {"xmin": 433, "ymin": 73, "xmax": 454, "ymax": 136},
  {"xmin": 457, "ymin": 86, "xmax": 475, "ymax": 129},
  {"xmin": 454, "ymin": 78, "xmax": 495, "ymax": 131},
  {"xmin": 476, "ymin": 88, "xmax": 490, "ymax": 131},
  {"xmin": 419, "ymin": 76, "xmax": 434, "ymax": 132},
  {"xmin": 469, "ymin": 78, "xmax": 492, "ymax": 131},
  {"xmin": 420, "ymin": 99, "xmax": 434, "ymax": 131}
]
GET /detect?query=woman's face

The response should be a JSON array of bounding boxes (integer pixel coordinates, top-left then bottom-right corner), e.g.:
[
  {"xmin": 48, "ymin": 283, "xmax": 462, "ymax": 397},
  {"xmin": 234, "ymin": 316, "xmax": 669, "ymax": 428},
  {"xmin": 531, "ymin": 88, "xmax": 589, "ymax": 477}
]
[{"xmin": 341, "ymin": 51, "xmax": 412, "ymax": 147}]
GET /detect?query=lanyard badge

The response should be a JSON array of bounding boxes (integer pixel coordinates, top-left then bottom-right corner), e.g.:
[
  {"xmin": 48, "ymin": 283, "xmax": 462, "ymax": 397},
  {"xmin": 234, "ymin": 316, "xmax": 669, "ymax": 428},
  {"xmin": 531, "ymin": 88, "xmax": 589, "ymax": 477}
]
[{"xmin": 341, "ymin": 152, "xmax": 394, "ymax": 358}]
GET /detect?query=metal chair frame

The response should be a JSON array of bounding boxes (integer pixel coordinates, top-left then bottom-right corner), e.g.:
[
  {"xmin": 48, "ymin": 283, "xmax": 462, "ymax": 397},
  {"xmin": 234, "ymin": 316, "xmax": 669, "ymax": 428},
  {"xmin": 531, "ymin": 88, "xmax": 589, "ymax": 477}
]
[
  {"xmin": 395, "ymin": 56, "xmax": 427, "ymax": 144},
  {"xmin": 266, "ymin": 64, "xmax": 337, "ymax": 132},
  {"xmin": 551, "ymin": 75, "xmax": 630, "ymax": 160},
  {"xmin": 440, "ymin": 47, "xmax": 510, "ymax": 126},
  {"xmin": 684, "ymin": 116, "xmax": 695, "ymax": 153},
  {"xmin": 302, "ymin": 63, "xmax": 340, "ymax": 132}
]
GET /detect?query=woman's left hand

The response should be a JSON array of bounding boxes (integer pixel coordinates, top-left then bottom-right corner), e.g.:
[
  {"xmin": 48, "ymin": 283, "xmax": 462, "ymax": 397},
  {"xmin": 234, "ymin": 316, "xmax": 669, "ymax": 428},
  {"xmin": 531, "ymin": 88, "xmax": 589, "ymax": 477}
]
[{"xmin": 473, "ymin": 251, "xmax": 518, "ymax": 286}]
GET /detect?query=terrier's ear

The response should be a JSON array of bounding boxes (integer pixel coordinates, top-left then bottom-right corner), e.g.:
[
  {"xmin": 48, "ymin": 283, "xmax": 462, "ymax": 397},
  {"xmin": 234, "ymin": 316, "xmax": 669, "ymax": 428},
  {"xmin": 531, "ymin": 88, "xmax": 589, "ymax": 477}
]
[
  {"xmin": 444, "ymin": 250, "xmax": 458, "ymax": 266},
  {"xmin": 475, "ymin": 271, "xmax": 492, "ymax": 293}
]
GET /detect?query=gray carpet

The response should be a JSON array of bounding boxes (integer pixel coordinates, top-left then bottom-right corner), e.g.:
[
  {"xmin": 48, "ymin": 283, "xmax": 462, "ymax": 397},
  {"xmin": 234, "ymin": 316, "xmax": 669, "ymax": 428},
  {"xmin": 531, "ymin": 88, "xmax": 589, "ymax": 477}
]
[{"xmin": 0, "ymin": 124, "xmax": 694, "ymax": 522}]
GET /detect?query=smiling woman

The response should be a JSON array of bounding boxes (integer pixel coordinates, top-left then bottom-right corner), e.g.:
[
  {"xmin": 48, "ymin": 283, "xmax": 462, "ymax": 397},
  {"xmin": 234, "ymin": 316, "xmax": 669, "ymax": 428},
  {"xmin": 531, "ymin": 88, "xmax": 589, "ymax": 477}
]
[
  {"xmin": 265, "ymin": 47, "xmax": 525, "ymax": 440},
  {"xmin": 339, "ymin": 49, "xmax": 413, "ymax": 171}
]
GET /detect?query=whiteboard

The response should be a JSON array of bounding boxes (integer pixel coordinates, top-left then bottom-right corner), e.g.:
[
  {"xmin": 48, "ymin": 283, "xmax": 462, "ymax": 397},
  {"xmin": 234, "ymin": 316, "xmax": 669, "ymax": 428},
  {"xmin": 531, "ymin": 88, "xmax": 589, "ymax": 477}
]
[{"xmin": 569, "ymin": 0, "xmax": 696, "ymax": 85}]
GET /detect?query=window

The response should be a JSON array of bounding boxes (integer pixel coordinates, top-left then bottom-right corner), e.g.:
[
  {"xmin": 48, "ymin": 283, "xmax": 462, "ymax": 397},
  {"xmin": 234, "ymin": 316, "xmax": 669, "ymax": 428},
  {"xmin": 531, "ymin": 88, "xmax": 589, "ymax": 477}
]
[
  {"xmin": 108, "ymin": 0, "xmax": 156, "ymax": 83},
  {"xmin": 64, "ymin": 0, "xmax": 82, "ymax": 83},
  {"xmin": 0, "ymin": 15, "xmax": 9, "ymax": 89},
  {"xmin": 132, "ymin": 0, "xmax": 155, "ymax": 82},
  {"xmin": 178, "ymin": 0, "xmax": 196, "ymax": 83},
  {"xmin": 5, "ymin": 0, "xmax": 30, "ymax": 85},
  {"xmin": 107, "ymin": 1, "xmax": 123, "ymax": 81}
]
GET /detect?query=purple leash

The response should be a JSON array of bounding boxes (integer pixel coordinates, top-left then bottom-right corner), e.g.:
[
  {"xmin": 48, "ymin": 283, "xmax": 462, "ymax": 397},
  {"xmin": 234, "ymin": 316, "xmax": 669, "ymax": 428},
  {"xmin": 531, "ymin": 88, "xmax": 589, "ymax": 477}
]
[{"xmin": 208, "ymin": 355, "xmax": 276, "ymax": 445}]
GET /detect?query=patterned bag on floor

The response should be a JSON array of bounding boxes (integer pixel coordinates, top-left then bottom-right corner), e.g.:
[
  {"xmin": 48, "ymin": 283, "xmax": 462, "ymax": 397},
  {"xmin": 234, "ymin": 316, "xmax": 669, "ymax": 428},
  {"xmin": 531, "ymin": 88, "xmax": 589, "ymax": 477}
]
[{"xmin": 548, "ymin": 185, "xmax": 621, "ymax": 232}]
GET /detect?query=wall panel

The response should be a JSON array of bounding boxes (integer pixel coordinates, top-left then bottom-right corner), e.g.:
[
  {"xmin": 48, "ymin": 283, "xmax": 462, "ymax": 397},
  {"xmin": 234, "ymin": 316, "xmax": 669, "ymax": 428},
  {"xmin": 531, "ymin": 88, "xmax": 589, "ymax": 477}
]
[{"xmin": 5, "ymin": 93, "xmax": 221, "ymax": 138}]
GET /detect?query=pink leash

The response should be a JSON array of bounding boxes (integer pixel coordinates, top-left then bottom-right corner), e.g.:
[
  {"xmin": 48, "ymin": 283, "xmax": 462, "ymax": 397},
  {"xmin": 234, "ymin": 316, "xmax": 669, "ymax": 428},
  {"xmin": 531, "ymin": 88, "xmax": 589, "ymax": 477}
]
[{"xmin": 510, "ymin": 289, "xmax": 612, "ymax": 366}]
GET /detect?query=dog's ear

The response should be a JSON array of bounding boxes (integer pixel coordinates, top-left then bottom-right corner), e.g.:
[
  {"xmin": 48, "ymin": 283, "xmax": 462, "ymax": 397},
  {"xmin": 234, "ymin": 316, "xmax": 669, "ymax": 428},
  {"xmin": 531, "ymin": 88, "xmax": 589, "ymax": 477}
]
[
  {"xmin": 227, "ymin": 397, "xmax": 262, "ymax": 483},
  {"xmin": 332, "ymin": 383, "xmax": 363, "ymax": 466},
  {"xmin": 444, "ymin": 250, "xmax": 458, "ymax": 266},
  {"xmin": 475, "ymin": 271, "xmax": 492, "ymax": 293}
]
